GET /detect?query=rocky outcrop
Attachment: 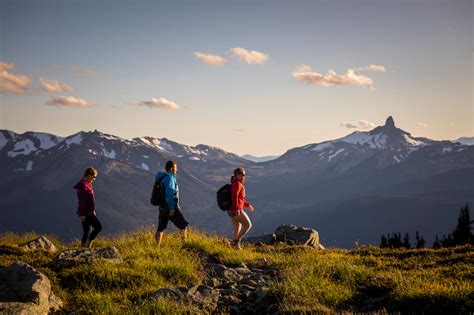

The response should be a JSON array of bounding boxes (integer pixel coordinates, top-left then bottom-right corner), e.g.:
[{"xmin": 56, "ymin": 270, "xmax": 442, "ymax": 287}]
[
  {"xmin": 57, "ymin": 246, "xmax": 122, "ymax": 268},
  {"xmin": 19, "ymin": 236, "xmax": 58, "ymax": 253},
  {"xmin": 245, "ymin": 225, "xmax": 325, "ymax": 249},
  {"xmin": 0, "ymin": 261, "xmax": 62, "ymax": 314},
  {"xmin": 150, "ymin": 262, "xmax": 280, "ymax": 314}
]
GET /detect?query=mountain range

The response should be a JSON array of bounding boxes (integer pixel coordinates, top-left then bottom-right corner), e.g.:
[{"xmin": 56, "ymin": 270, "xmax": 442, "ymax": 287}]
[{"xmin": 2, "ymin": 116, "xmax": 473, "ymax": 247}]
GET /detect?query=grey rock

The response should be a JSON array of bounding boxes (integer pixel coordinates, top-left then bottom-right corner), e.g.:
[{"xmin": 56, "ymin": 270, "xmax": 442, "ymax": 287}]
[
  {"xmin": 57, "ymin": 246, "xmax": 122, "ymax": 268},
  {"xmin": 274, "ymin": 224, "xmax": 323, "ymax": 248},
  {"xmin": 19, "ymin": 236, "xmax": 58, "ymax": 254},
  {"xmin": 0, "ymin": 261, "xmax": 62, "ymax": 314},
  {"xmin": 245, "ymin": 233, "xmax": 277, "ymax": 245}
]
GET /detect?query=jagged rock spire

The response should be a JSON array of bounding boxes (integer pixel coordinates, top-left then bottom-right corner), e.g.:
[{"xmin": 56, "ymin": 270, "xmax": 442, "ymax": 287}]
[{"xmin": 385, "ymin": 116, "xmax": 395, "ymax": 128}]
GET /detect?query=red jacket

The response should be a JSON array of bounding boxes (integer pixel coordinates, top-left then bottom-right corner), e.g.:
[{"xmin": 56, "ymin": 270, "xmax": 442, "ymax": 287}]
[
  {"xmin": 228, "ymin": 176, "xmax": 250, "ymax": 211},
  {"xmin": 73, "ymin": 179, "xmax": 96, "ymax": 216}
]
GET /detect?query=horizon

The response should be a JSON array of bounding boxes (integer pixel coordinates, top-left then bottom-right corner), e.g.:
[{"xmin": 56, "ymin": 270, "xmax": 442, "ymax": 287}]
[{"xmin": 1, "ymin": 0, "xmax": 472, "ymax": 156}]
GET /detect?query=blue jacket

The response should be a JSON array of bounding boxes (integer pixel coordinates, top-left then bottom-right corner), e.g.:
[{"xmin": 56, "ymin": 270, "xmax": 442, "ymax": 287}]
[{"xmin": 155, "ymin": 171, "xmax": 179, "ymax": 212}]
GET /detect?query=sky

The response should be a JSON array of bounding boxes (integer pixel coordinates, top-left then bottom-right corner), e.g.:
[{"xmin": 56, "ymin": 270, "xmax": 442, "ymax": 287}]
[{"xmin": 0, "ymin": 0, "xmax": 472, "ymax": 156}]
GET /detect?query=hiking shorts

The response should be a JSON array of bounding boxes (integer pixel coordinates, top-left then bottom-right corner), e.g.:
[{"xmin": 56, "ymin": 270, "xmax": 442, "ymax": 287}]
[
  {"xmin": 227, "ymin": 210, "xmax": 243, "ymax": 218},
  {"xmin": 156, "ymin": 209, "xmax": 189, "ymax": 232}
]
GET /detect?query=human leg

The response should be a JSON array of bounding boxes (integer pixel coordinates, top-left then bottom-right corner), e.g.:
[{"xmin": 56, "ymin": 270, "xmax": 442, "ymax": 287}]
[{"xmin": 234, "ymin": 211, "xmax": 252, "ymax": 241}]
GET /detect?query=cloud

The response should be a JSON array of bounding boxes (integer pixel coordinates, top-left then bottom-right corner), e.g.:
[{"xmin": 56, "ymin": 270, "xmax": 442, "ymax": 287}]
[
  {"xmin": 193, "ymin": 52, "xmax": 227, "ymax": 66},
  {"xmin": 39, "ymin": 77, "xmax": 74, "ymax": 93},
  {"xmin": 0, "ymin": 61, "xmax": 32, "ymax": 94},
  {"xmin": 358, "ymin": 120, "xmax": 376, "ymax": 129},
  {"xmin": 136, "ymin": 97, "xmax": 183, "ymax": 110},
  {"xmin": 230, "ymin": 47, "xmax": 269, "ymax": 64},
  {"xmin": 417, "ymin": 122, "xmax": 428, "ymax": 127},
  {"xmin": 340, "ymin": 122, "xmax": 358, "ymax": 129},
  {"xmin": 292, "ymin": 65, "xmax": 374, "ymax": 88},
  {"xmin": 47, "ymin": 96, "xmax": 91, "ymax": 107},
  {"xmin": 357, "ymin": 64, "xmax": 386, "ymax": 73},
  {"xmin": 71, "ymin": 66, "xmax": 99, "ymax": 78},
  {"xmin": 341, "ymin": 120, "xmax": 376, "ymax": 129}
]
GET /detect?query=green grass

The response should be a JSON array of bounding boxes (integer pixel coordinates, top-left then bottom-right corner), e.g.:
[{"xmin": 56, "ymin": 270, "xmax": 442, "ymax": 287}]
[{"xmin": 1, "ymin": 230, "xmax": 473, "ymax": 313}]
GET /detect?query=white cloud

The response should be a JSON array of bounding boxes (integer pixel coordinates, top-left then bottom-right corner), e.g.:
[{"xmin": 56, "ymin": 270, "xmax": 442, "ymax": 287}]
[
  {"xmin": 417, "ymin": 122, "xmax": 428, "ymax": 127},
  {"xmin": 357, "ymin": 64, "xmax": 386, "ymax": 73},
  {"xmin": 0, "ymin": 61, "xmax": 32, "ymax": 94},
  {"xmin": 47, "ymin": 96, "xmax": 91, "ymax": 107},
  {"xmin": 292, "ymin": 65, "xmax": 374, "ymax": 88},
  {"xmin": 230, "ymin": 47, "xmax": 269, "ymax": 64},
  {"xmin": 193, "ymin": 52, "xmax": 227, "ymax": 66},
  {"xmin": 340, "ymin": 122, "xmax": 358, "ymax": 129},
  {"xmin": 341, "ymin": 120, "xmax": 376, "ymax": 129},
  {"xmin": 136, "ymin": 97, "xmax": 182, "ymax": 110},
  {"xmin": 40, "ymin": 77, "xmax": 74, "ymax": 93},
  {"xmin": 358, "ymin": 120, "xmax": 376, "ymax": 129}
]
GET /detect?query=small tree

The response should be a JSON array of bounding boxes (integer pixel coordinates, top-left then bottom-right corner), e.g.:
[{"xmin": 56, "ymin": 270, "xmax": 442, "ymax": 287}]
[
  {"xmin": 415, "ymin": 231, "xmax": 426, "ymax": 249},
  {"xmin": 433, "ymin": 235, "xmax": 441, "ymax": 249},
  {"xmin": 380, "ymin": 234, "xmax": 388, "ymax": 248},
  {"xmin": 403, "ymin": 233, "xmax": 411, "ymax": 249},
  {"xmin": 452, "ymin": 204, "xmax": 472, "ymax": 246},
  {"xmin": 442, "ymin": 233, "xmax": 454, "ymax": 247}
]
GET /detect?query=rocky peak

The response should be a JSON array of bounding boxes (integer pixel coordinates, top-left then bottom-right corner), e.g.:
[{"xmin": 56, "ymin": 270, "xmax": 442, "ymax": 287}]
[{"xmin": 384, "ymin": 116, "xmax": 395, "ymax": 128}]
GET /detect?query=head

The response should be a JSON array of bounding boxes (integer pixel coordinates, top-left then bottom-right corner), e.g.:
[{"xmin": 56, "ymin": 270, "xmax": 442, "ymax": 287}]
[
  {"xmin": 83, "ymin": 167, "xmax": 97, "ymax": 183},
  {"xmin": 165, "ymin": 160, "xmax": 178, "ymax": 175},
  {"xmin": 233, "ymin": 167, "xmax": 246, "ymax": 182}
]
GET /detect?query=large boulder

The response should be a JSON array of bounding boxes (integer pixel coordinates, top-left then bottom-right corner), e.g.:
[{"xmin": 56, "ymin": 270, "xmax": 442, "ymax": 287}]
[
  {"xmin": 0, "ymin": 261, "xmax": 62, "ymax": 314},
  {"xmin": 245, "ymin": 234, "xmax": 277, "ymax": 245},
  {"xmin": 274, "ymin": 224, "xmax": 324, "ymax": 249},
  {"xmin": 57, "ymin": 246, "xmax": 122, "ymax": 268},
  {"xmin": 19, "ymin": 236, "xmax": 58, "ymax": 254}
]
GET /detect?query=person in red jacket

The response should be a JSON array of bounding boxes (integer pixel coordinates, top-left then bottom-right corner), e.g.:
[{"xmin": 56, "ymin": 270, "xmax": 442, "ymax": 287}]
[
  {"xmin": 73, "ymin": 167, "xmax": 102, "ymax": 248},
  {"xmin": 227, "ymin": 167, "xmax": 254, "ymax": 249}
]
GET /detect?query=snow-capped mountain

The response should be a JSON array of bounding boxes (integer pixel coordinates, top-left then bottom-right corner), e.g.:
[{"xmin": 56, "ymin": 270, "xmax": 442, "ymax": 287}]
[
  {"xmin": 453, "ymin": 137, "xmax": 474, "ymax": 146},
  {"xmin": 242, "ymin": 154, "xmax": 280, "ymax": 163},
  {"xmin": 1, "ymin": 116, "xmax": 473, "ymax": 247}
]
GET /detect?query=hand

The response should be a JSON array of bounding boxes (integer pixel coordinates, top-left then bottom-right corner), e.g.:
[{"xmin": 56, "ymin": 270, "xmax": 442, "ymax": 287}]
[
  {"xmin": 248, "ymin": 205, "xmax": 254, "ymax": 212},
  {"xmin": 93, "ymin": 211, "xmax": 96, "ymax": 216},
  {"xmin": 169, "ymin": 209, "xmax": 176, "ymax": 216},
  {"xmin": 80, "ymin": 216, "xmax": 86, "ymax": 222}
]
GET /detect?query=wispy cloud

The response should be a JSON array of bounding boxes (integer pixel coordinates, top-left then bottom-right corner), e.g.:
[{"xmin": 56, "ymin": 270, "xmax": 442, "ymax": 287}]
[
  {"xmin": 0, "ymin": 61, "xmax": 32, "ymax": 94},
  {"xmin": 193, "ymin": 52, "xmax": 227, "ymax": 66},
  {"xmin": 340, "ymin": 122, "xmax": 358, "ymax": 129},
  {"xmin": 39, "ymin": 77, "xmax": 74, "ymax": 93},
  {"xmin": 47, "ymin": 96, "xmax": 92, "ymax": 107},
  {"xmin": 136, "ymin": 97, "xmax": 183, "ymax": 110},
  {"xmin": 71, "ymin": 66, "xmax": 100, "ymax": 78},
  {"xmin": 417, "ymin": 122, "xmax": 428, "ymax": 127},
  {"xmin": 359, "ymin": 120, "xmax": 376, "ymax": 129},
  {"xmin": 230, "ymin": 47, "xmax": 269, "ymax": 64},
  {"xmin": 357, "ymin": 64, "xmax": 386, "ymax": 73},
  {"xmin": 341, "ymin": 120, "xmax": 376, "ymax": 129},
  {"xmin": 293, "ymin": 65, "xmax": 373, "ymax": 87}
]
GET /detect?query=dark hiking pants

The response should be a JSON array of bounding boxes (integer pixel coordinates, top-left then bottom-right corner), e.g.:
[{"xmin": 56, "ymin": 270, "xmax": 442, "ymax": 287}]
[{"xmin": 81, "ymin": 215, "xmax": 102, "ymax": 246}]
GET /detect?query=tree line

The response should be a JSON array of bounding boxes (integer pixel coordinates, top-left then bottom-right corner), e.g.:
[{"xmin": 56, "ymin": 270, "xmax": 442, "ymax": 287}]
[{"xmin": 380, "ymin": 204, "xmax": 472, "ymax": 249}]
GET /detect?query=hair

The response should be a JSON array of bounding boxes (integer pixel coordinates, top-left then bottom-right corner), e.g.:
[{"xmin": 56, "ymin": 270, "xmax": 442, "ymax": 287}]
[
  {"xmin": 83, "ymin": 167, "xmax": 97, "ymax": 178},
  {"xmin": 233, "ymin": 167, "xmax": 245, "ymax": 177},
  {"xmin": 165, "ymin": 160, "xmax": 177, "ymax": 172}
]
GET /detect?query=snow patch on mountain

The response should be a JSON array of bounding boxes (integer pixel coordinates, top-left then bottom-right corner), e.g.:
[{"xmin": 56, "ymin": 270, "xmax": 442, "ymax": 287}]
[
  {"xmin": 26, "ymin": 161, "xmax": 33, "ymax": 171},
  {"xmin": 442, "ymin": 147, "xmax": 452, "ymax": 154},
  {"xmin": 8, "ymin": 140, "xmax": 37, "ymax": 157},
  {"xmin": 66, "ymin": 133, "xmax": 83, "ymax": 146},
  {"xmin": 403, "ymin": 134, "xmax": 426, "ymax": 146},
  {"xmin": 0, "ymin": 132, "xmax": 8, "ymax": 150},
  {"xmin": 310, "ymin": 142, "xmax": 333, "ymax": 152},
  {"xmin": 102, "ymin": 147, "xmax": 116, "ymax": 159},
  {"xmin": 140, "ymin": 163, "xmax": 149, "ymax": 171},
  {"xmin": 338, "ymin": 132, "xmax": 388, "ymax": 149},
  {"xmin": 34, "ymin": 133, "xmax": 63, "ymax": 150},
  {"xmin": 328, "ymin": 148, "xmax": 345, "ymax": 161},
  {"xmin": 189, "ymin": 156, "xmax": 200, "ymax": 161}
]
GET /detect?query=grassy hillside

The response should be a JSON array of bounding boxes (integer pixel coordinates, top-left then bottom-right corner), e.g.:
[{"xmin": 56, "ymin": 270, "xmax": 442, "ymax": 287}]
[{"xmin": 0, "ymin": 229, "xmax": 472, "ymax": 313}]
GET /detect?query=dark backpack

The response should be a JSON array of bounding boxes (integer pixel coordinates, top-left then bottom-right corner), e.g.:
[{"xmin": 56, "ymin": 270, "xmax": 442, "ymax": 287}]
[
  {"xmin": 150, "ymin": 176, "xmax": 166, "ymax": 206},
  {"xmin": 216, "ymin": 184, "xmax": 232, "ymax": 211}
]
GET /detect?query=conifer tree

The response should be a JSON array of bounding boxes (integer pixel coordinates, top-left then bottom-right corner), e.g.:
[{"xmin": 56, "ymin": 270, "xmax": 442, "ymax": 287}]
[
  {"xmin": 380, "ymin": 234, "xmax": 388, "ymax": 248},
  {"xmin": 452, "ymin": 204, "xmax": 472, "ymax": 246},
  {"xmin": 415, "ymin": 231, "xmax": 426, "ymax": 249},
  {"xmin": 403, "ymin": 233, "xmax": 411, "ymax": 249}
]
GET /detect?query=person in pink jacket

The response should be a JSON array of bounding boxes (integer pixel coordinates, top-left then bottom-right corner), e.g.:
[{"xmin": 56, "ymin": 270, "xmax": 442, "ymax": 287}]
[
  {"xmin": 73, "ymin": 167, "xmax": 102, "ymax": 248},
  {"xmin": 227, "ymin": 167, "xmax": 254, "ymax": 249}
]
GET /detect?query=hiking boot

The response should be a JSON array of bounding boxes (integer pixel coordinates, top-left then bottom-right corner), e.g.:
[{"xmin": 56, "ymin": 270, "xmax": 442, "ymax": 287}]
[{"xmin": 231, "ymin": 239, "xmax": 242, "ymax": 250}]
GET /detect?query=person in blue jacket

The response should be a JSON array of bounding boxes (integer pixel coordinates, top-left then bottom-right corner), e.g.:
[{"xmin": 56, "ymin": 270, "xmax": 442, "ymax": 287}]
[{"xmin": 154, "ymin": 160, "xmax": 189, "ymax": 246}]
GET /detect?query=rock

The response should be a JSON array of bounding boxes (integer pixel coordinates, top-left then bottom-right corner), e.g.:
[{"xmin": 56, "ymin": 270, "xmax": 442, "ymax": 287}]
[
  {"xmin": 150, "ymin": 287, "xmax": 185, "ymax": 300},
  {"xmin": 57, "ymin": 246, "xmax": 122, "ymax": 268},
  {"xmin": 274, "ymin": 224, "xmax": 323, "ymax": 248},
  {"xmin": 245, "ymin": 233, "xmax": 277, "ymax": 245},
  {"xmin": 19, "ymin": 236, "xmax": 58, "ymax": 253},
  {"xmin": 0, "ymin": 261, "xmax": 62, "ymax": 314},
  {"xmin": 186, "ymin": 284, "xmax": 220, "ymax": 309}
]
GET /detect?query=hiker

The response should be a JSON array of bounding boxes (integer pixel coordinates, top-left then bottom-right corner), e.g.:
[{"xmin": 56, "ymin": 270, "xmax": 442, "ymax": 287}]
[
  {"xmin": 73, "ymin": 167, "xmax": 102, "ymax": 248},
  {"xmin": 155, "ymin": 160, "xmax": 189, "ymax": 246},
  {"xmin": 228, "ymin": 167, "xmax": 254, "ymax": 249}
]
